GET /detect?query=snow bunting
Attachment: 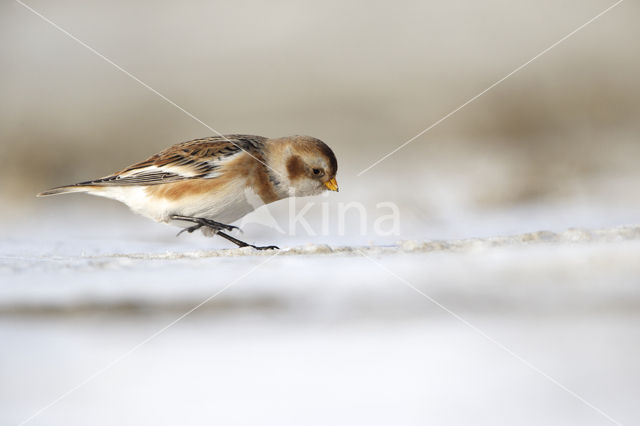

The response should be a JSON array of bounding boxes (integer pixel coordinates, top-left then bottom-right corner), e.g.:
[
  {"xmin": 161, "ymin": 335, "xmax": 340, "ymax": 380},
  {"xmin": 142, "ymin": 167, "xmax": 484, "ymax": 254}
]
[{"xmin": 38, "ymin": 134, "xmax": 339, "ymax": 250}]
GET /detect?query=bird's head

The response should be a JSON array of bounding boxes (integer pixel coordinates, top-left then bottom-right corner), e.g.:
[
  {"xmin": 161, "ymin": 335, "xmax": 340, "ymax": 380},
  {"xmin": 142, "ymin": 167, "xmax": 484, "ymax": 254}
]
[{"xmin": 267, "ymin": 135, "xmax": 339, "ymax": 197}]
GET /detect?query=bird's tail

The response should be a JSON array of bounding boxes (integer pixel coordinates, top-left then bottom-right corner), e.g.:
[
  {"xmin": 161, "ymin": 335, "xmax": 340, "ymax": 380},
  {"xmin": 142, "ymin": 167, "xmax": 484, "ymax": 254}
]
[{"xmin": 37, "ymin": 185, "xmax": 93, "ymax": 197}]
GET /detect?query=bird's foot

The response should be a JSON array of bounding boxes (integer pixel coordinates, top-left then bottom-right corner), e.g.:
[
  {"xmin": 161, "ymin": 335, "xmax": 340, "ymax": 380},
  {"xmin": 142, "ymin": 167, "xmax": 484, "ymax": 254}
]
[
  {"xmin": 248, "ymin": 244, "xmax": 280, "ymax": 251},
  {"xmin": 216, "ymin": 231, "xmax": 279, "ymax": 250},
  {"xmin": 170, "ymin": 216, "xmax": 277, "ymax": 250},
  {"xmin": 171, "ymin": 215, "xmax": 239, "ymax": 237}
]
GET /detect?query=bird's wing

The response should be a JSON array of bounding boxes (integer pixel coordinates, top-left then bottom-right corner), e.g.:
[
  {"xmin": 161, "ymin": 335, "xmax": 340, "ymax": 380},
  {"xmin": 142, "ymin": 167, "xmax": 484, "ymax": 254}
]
[{"xmin": 76, "ymin": 135, "xmax": 266, "ymax": 187}]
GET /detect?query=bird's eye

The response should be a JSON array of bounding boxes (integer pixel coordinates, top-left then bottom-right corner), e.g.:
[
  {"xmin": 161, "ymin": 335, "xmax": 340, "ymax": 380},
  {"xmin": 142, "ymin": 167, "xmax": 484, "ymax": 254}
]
[{"xmin": 312, "ymin": 168, "xmax": 323, "ymax": 176}]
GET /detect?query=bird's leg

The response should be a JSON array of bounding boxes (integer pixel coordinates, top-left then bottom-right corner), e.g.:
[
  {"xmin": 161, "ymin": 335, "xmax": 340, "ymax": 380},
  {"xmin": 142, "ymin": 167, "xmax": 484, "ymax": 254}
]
[
  {"xmin": 170, "ymin": 214, "xmax": 239, "ymax": 236},
  {"xmin": 216, "ymin": 231, "xmax": 279, "ymax": 251},
  {"xmin": 170, "ymin": 215, "xmax": 277, "ymax": 250}
]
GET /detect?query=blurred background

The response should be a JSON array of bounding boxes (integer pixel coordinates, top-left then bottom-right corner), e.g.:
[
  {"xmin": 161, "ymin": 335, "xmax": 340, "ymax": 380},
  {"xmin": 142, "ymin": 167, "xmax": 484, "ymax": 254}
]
[
  {"xmin": 1, "ymin": 0, "xmax": 639, "ymax": 425},
  {"xmin": 2, "ymin": 0, "xmax": 639, "ymax": 237}
]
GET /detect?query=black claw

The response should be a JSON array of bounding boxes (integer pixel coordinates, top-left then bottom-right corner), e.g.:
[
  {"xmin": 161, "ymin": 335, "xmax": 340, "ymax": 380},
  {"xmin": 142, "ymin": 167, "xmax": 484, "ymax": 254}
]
[
  {"xmin": 250, "ymin": 245, "xmax": 280, "ymax": 251},
  {"xmin": 176, "ymin": 224, "xmax": 203, "ymax": 236},
  {"xmin": 219, "ymin": 223, "xmax": 240, "ymax": 232}
]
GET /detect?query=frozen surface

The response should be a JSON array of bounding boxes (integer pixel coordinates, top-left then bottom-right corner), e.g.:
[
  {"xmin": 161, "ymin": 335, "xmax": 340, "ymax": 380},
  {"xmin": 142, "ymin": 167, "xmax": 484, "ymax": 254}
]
[
  {"xmin": 1, "ymin": 211, "xmax": 640, "ymax": 426},
  {"xmin": 3, "ymin": 0, "xmax": 640, "ymax": 423}
]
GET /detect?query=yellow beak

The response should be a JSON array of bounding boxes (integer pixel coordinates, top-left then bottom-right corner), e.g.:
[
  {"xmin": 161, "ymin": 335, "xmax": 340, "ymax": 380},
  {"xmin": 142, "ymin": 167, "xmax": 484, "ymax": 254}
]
[{"xmin": 324, "ymin": 177, "xmax": 339, "ymax": 192}]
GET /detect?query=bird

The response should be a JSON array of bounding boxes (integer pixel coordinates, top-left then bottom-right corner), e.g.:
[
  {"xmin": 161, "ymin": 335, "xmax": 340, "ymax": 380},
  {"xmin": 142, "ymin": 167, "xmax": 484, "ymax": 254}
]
[{"xmin": 38, "ymin": 134, "xmax": 339, "ymax": 250}]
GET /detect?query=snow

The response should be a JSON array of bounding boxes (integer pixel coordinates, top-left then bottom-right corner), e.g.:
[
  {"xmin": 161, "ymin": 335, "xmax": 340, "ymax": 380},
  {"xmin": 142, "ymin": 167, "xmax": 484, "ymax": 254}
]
[{"xmin": 1, "ymin": 208, "xmax": 639, "ymax": 425}]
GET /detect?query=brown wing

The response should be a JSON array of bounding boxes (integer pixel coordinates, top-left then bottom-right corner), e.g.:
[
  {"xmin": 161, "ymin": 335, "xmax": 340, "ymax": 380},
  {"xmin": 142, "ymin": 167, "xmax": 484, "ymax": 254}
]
[{"xmin": 75, "ymin": 135, "xmax": 267, "ymax": 187}]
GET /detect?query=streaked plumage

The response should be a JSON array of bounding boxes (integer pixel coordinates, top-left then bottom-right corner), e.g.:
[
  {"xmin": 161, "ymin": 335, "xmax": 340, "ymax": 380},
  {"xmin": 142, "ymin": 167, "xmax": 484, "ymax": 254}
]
[{"xmin": 38, "ymin": 134, "xmax": 339, "ymax": 249}]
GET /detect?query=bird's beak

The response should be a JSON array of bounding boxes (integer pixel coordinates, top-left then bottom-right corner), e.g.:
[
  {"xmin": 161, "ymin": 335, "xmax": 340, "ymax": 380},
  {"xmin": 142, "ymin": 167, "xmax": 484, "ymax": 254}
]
[{"xmin": 324, "ymin": 177, "xmax": 339, "ymax": 192}]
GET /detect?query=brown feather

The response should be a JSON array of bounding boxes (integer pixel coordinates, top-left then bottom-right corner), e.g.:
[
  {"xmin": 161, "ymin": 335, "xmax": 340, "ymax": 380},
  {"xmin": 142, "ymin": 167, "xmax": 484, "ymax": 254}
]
[{"xmin": 145, "ymin": 149, "xmax": 281, "ymax": 204}]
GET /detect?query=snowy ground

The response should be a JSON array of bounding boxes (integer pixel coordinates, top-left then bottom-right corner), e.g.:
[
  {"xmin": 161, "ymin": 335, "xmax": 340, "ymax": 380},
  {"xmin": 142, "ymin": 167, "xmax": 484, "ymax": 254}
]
[
  {"xmin": 3, "ymin": 0, "xmax": 639, "ymax": 422},
  {"xmin": 1, "ymin": 205, "xmax": 639, "ymax": 426}
]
